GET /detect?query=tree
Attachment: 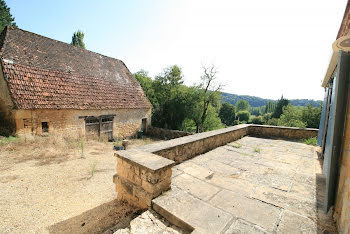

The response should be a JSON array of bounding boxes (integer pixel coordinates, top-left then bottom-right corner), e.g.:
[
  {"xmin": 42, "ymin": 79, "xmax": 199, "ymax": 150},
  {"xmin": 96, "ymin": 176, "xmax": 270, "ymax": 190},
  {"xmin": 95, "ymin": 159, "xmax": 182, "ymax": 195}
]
[
  {"xmin": 71, "ymin": 30, "xmax": 86, "ymax": 49},
  {"xmin": 236, "ymin": 111, "xmax": 250, "ymax": 122},
  {"xmin": 134, "ymin": 70, "xmax": 156, "ymax": 106},
  {"xmin": 197, "ymin": 64, "xmax": 222, "ymax": 132},
  {"xmin": 151, "ymin": 65, "xmax": 187, "ymax": 130},
  {"xmin": 219, "ymin": 102, "xmax": 235, "ymax": 126},
  {"xmin": 272, "ymin": 96, "xmax": 289, "ymax": 118},
  {"xmin": 0, "ymin": 0, "xmax": 16, "ymax": 32},
  {"xmin": 203, "ymin": 105, "xmax": 224, "ymax": 131},
  {"xmin": 236, "ymin": 100, "xmax": 249, "ymax": 112},
  {"xmin": 301, "ymin": 104, "xmax": 321, "ymax": 128},
  {"xmin": 278, "ymin": 105, "xmax": 306, "ymax": 128}
]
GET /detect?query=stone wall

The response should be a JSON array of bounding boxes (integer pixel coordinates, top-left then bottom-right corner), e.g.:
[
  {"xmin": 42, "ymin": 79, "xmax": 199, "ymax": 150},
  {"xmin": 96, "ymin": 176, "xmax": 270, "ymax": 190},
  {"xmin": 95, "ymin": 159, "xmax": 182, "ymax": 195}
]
[
  {"xmin": 334, "ymin": 91, "xmax": 350, "ymax": 234},
  {"xmin": 146, "ymin": 126, "xmax": 193, "ymax": 140},
  {"xmin": 0, "ymin": 66, "xmax": 15, "ymax": 136},
  {"xmin": 249, "ymin": 125, "xmax": 318, "ymax": 140},
  {"xmin": 12, "ymin": 108, "xmax": 151, "ymax": 139},
  {"xmin": 114, "ymin": 124, "xmax": 319, "ymax": 208},
  {"xmin": 114, "ymin": 150, "xmax": 174, "ymax": 209}
]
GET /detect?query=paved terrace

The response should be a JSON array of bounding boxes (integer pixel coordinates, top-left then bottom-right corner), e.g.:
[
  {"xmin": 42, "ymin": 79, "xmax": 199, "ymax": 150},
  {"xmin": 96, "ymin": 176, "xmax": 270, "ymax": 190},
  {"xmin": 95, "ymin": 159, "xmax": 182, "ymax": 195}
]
[
  {"xmin": 114, "ymin": 125, "xmax": 336, "ymax": 233},
  {"xmin": 153, "ymin": 136, "xmax": 334, "ymax": 233}
]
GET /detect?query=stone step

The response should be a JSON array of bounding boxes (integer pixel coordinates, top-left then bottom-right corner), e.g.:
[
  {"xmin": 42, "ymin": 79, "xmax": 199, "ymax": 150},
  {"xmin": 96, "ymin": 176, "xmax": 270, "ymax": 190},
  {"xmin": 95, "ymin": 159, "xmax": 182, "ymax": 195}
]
[
  {"xmin": 152, "ymin": 186, "xmax": 233, "ymax": 233},
  {"xmin": 113, "ymin": 210, "xmax": 184, "ymax": 234}
]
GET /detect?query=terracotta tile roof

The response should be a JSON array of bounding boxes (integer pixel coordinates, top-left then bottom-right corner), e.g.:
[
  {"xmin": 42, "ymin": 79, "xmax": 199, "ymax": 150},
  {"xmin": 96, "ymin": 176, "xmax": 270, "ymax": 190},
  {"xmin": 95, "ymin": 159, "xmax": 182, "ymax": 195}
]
[{"xmin": 0, "ymin": 26, "xmax": 151, "ymax": 110}]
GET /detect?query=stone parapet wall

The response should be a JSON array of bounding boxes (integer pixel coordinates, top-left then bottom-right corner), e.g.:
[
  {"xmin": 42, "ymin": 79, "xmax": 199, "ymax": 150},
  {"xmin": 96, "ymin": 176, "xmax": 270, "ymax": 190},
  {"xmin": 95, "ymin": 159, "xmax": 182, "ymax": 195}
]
[
  {"xmin": 114, "ymin": 124, "xmax": 318, "ymax": 208},
  {"xmin": 249, "ymin": 125, "xmax": 318, "ymax": 140},
  {"xmin": 114, "ymin": 150, "xmax": 174, "ymax": 209},
  {"xmin": 146, "ymin": 126, "xmax": 193, "ymax": 140}
]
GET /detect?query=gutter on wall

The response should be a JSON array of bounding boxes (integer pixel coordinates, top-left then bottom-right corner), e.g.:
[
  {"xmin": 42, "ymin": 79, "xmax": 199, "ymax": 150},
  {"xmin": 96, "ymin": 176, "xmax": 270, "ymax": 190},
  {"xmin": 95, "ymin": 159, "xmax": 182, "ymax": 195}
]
[{"xmin": 322, "ymin": 34, "xmax": 350, "ymax": 88}]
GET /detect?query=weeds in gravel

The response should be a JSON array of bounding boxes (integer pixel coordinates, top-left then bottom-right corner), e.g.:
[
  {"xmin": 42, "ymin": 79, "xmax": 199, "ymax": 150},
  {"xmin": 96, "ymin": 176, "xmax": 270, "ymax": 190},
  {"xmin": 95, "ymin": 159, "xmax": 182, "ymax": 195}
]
[
  {"xmin": 230, "ymin": 143, "xmax": 242, "ymax": 148},
  {"xmin": 90, "ymin": 161, "xmax": 98, "ymax": 177},
  {"xmin": 254, "ymin": 147, "xmax": 261, "ymax": 153},
  {"xmin": 302, "ymin": 137, "xmax": 317, "ymax": 146},
  {"xmin": 80, "ymin": 138, "xmax": 85, "ymax": 158}
]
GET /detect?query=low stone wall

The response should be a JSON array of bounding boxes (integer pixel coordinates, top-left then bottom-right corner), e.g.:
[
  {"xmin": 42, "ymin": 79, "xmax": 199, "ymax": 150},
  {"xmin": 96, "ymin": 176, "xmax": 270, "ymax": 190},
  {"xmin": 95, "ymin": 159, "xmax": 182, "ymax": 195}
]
[
  {"xmin": 113, "ymin": 124, "xmax": 318, "ymax": 208},
  {"xmin": 114, "ymin": 149, "xmax": 174, "ymax": 209},
  {"xmin": 146, "ymin": 126, "xmax": 193, "ymax": 140},
  {"xmin": 249, "ymin": 125, "xmax": 318, "ymax": 140}
]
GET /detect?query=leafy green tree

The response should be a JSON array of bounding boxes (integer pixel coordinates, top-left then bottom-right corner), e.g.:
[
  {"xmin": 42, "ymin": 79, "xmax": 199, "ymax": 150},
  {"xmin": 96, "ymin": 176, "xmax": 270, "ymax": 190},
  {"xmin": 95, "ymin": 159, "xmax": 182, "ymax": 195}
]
[
  {"xmin": 301, "ymin": 104, "xmax": 321, "ymax": 128},
  {"xmin": 71, "ymin": 30, "xmax": 86, "ymax": 49},
  {"xmin": 263, "ymin": 113, "xmax": 272, "ymax": 123},
  {"xmin": 236, "ymin": 111, "xmax": 250, "ymax": 122},
  {"xmin": 134, "ymin": 70, "xmax": 156, "ymax": 106},
  {"xmin": 203, "ymin": 105, "xmax": 224, "ymax": 131},
  {"xmin": 264, "ymin": 101, "xmax": 277, "ymax": 113},
  {"xmin": 272, "ymin": 96, "xmax": 289, "ymax": 118},
  {"xmin": 251, "ymin": 116, "xmax": 264, "ymax": 124},
  {"xmin": 219, "ymin": 102, "xmax": 235, "ymax": 126},
  {"xmin": 197, "ymin": 64, "xmax": 222, "ymax": 132},
  {"xmin": 267, "ymin": 118, "xmax": 279, "ymax": 126},
  {"xmin": 236, "ymin": 100, "xmax": 249, "ymax": 112},
  {"xmin": 0, "ymin": 0, "xmax": 16, "ymax": 32},
  {"xmin": 278, "ymin": 105, "xmax": 306, "ymax": 128}
]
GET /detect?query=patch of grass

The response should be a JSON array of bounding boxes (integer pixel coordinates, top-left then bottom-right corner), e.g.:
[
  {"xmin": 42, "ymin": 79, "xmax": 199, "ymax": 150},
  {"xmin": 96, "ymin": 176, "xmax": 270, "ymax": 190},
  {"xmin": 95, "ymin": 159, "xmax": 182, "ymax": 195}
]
[
  {"xmin": 302, "ymin": 137, "xmax": 318, "ymax": 146},
  {"xmin": 254, "ymin": 147, "xmax": 261, "ymax": 153},
  {"xmin": 90, "ymin": 161, "xmax": 98, "ymax": 177},
  {"xmin": 80, "ymin": 138, "xmax": 85, "ymax": 158},
  {"xmin": 230, "ymin": 143, "xmax": 242, "ymax": 148},
  {"xmin": 0, "ymin": 136, "xmax": 19, "ymax": 145}
]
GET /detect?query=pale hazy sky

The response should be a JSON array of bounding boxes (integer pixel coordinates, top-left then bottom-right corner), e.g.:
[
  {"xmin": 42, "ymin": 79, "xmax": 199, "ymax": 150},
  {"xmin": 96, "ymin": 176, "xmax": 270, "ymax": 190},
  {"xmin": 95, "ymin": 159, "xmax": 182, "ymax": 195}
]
[{"xmin": 8, "ymin": 0, "xmax": 348, "ymax": 100}]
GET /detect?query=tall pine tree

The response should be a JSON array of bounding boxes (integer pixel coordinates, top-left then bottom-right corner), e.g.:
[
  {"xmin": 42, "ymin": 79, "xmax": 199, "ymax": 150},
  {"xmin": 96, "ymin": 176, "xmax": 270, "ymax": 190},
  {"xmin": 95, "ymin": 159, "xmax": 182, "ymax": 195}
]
[{"xmin": 0, "ymin": 0, "xmax": 17, "ymax": 32}]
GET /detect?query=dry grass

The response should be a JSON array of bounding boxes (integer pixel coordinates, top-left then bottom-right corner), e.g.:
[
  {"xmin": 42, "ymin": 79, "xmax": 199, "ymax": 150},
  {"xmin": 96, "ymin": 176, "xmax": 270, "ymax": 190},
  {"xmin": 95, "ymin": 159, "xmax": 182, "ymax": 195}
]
[
  {"xmin": 0, "ymin": 134, "xmax": 162, "ymax": 170},
  {"xmin": 0, "ymin": 133, "xmax": 85, "ymax": 167}
]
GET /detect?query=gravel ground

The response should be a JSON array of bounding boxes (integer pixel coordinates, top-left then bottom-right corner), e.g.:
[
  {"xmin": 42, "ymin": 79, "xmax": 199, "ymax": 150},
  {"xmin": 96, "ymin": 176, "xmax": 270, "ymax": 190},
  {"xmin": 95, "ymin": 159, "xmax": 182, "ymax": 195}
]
[{"xmin": 0, "ymin": 136, "xmax": 159, "ymax": 234}]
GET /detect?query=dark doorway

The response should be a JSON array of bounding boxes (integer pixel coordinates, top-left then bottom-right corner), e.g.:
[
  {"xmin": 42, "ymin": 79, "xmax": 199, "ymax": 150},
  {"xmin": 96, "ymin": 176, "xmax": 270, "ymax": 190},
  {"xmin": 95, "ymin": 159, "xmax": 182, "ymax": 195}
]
[
  {"xmin": 141, "ymin": 118, "xmax": 147, "ymax": 133},
  {"xmin": 42, "ymin": 122, "xmax": 49, "ymax": 133}
]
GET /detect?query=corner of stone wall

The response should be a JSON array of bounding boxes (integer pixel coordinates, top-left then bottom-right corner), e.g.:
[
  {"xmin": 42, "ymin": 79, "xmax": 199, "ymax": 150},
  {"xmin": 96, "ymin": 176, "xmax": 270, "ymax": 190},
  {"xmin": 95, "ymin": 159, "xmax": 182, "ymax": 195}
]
[{"xmin": 113, "ymin": 150, "xmax": 175, "ymax": 209}]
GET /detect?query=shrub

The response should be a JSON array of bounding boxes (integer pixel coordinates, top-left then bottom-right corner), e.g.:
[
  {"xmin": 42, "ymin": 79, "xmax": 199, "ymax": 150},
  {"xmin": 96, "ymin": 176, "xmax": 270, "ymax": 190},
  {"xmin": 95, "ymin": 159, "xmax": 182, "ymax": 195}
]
[
  {"xmin": 251, "ymin": 116, "xmax": 265, "ymax": 124},
  {"xmin": 236, "ymin": 111, "xmax": 250, "ymax": 122},
  {"xmin": 266, "ymin": 118, "xmax": 279, "ymax": 126}
]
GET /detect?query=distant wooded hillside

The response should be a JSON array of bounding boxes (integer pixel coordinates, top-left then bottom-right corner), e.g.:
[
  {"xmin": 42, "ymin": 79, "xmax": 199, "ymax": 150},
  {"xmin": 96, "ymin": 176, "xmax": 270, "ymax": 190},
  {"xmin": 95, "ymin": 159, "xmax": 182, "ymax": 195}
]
[{"xmin": 222, "ymin": 92, "xmax": 322, "ymax": 107}]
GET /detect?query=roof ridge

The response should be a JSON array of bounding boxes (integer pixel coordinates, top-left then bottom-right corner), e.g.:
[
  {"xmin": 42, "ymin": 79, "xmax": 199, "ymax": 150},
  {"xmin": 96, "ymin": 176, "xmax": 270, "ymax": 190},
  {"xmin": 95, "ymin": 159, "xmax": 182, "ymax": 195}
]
[{"xmin": 6, "ymin": 26, "xmax": 123, "ymax": 64}]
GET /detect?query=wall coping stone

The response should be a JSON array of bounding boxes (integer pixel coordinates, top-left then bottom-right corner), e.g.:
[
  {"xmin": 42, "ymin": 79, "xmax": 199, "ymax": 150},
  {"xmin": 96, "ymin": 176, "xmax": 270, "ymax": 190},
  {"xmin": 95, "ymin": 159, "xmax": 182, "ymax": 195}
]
[
  {"xmin": 250, "ymin": 124, "xmax": 318, "ymax": 132},
  {"xmin": 115, "ymin": 149, "xmax": 175, "ymax": 172},
  {"xmin": 136, "ymin": 124, "xmax": 250, "ymax": 154}
]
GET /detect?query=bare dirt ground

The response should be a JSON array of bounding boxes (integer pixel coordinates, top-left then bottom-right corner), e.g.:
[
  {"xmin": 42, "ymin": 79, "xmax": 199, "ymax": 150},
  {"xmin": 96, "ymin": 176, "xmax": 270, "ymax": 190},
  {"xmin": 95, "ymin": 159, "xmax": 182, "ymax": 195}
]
[{"xmin": 0, "ymin": 134, "xmax": 161, "ymax": 234}]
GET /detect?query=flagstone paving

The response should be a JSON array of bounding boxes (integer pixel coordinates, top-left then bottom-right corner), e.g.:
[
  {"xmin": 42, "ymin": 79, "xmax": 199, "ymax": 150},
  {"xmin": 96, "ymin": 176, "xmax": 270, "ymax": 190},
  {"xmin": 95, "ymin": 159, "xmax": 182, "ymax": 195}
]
[{"xmin": 152, "ymin": 136, "xmax": 336, "ymax": 233}]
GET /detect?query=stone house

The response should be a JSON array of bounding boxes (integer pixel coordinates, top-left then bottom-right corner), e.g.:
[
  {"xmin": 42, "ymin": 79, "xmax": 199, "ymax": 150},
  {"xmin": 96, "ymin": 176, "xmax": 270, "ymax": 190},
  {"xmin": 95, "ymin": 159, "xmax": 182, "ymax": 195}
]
[
  {"xmin": 318, "ymin": 0, "xmax": 350, "ymax": 232},
  {"xmin": 0, "ymin": 26, "xmax": 151, "ymax": 140}
]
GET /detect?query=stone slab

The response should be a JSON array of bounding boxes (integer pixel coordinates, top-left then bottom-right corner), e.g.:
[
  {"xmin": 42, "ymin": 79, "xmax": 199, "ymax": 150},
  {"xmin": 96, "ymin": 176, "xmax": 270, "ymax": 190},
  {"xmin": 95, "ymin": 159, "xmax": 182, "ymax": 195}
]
[
  {"xmin": 152, "ymin": 187, "xmax": 232, "ymax": 233},
  {"xmin": 276, "ymin": 210, "xmax": 317, "ymax": 234},
  {"xmin": 115, "ymin": 150, "xmax": 175, "ymax": 172},
  {"xmin": 223, "ymin": 218, "xmax": 269, "ymax": 234},
  {"xmin": 252, "ymin": 186, "xmax": 316, "ymax": 218},
  {"xmin": 206, "ymin": 174, "xmax": 256, "ymax": 196},
  {"xmin": 209, "ymin": 189, "xmax": 281, "ymax": 232},
  {"xmin": 175, "ymin": 161, "xmax": 214, "ymax": 180},
  {"xmin": 172, "ymin": 173, "xmax": 221, "ymax": 201}
]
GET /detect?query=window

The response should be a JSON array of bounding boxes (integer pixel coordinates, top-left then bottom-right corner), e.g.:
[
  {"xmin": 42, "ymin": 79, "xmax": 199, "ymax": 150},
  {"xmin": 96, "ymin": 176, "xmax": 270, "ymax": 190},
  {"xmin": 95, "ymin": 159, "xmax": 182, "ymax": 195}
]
[{"xmin": 42, "ymin": 122, "xmax": 49, "ymax": 133}]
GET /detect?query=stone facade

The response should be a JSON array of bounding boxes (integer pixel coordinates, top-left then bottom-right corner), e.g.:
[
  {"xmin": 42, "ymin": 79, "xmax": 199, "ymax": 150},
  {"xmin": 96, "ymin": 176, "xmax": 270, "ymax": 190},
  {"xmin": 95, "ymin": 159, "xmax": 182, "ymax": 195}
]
[
  {"xmin": 113, "ymin": 124, "xmax": 319, "ymax": 209},
  {"xmin": 11, "ymin": 108, "xmax": 151, "ymax": 139},
  {"xmin": 146, "ymin": 126, "xmax": 193, "ymax": 140}
]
